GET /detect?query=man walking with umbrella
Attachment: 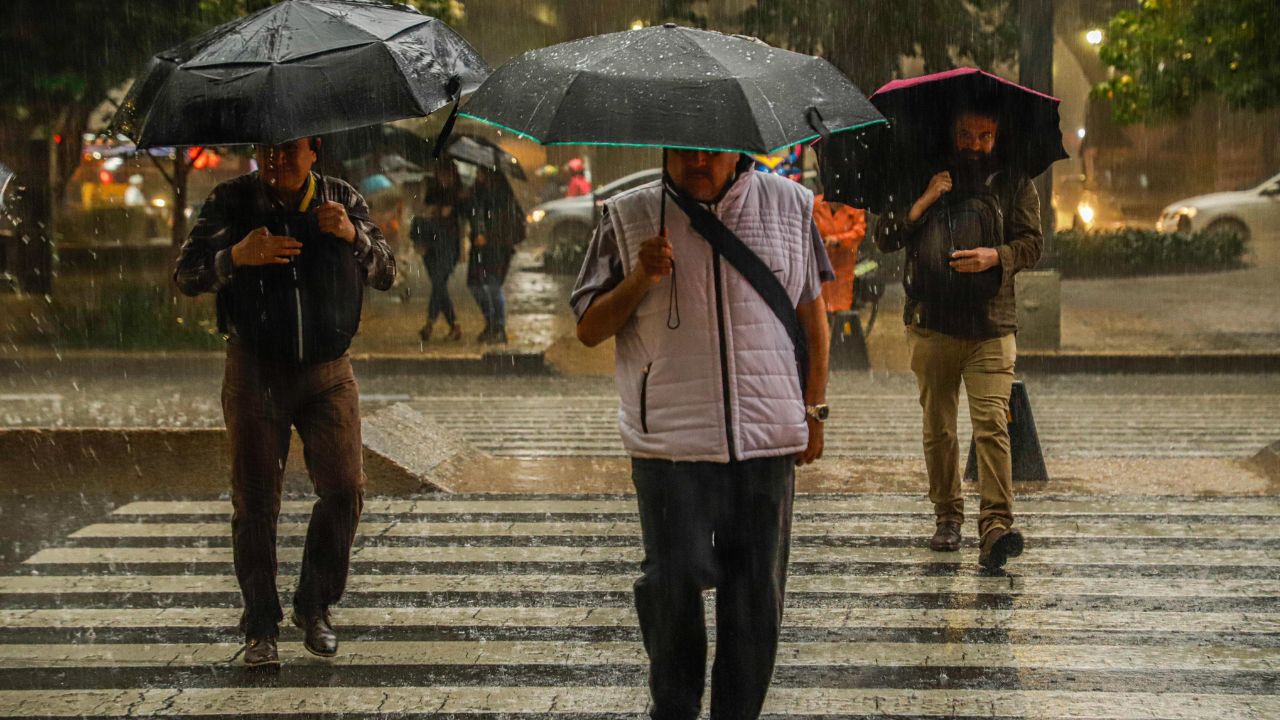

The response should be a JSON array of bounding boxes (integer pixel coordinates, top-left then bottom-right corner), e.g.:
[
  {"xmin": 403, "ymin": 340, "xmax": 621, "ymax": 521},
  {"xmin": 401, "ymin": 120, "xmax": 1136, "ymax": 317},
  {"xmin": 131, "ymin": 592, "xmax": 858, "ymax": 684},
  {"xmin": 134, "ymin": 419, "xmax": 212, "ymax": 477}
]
[
  {"xmin": 865, "ymin": 70, "xmax": 1064, "ymax": 570},
  {"xmin": 175, "ymin": 137, "xmax": 395, "ymax": 666},
  {"xmin": 460, "ymin": 26, "xmax": 884, "ymax": 714},
  {"xmin": 574, "ymin": 147, "xmax": 831, "ymax": 720}
]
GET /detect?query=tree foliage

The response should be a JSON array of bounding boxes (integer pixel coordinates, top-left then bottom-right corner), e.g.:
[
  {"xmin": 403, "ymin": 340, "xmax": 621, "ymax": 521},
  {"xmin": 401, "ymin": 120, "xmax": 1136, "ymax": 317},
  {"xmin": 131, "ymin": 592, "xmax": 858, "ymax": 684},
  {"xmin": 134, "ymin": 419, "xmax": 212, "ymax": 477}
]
[
  {"xmin": 661, "ymin": 0, "xmax": 1019, "ymax": 93},
  {"xmin": 1093, "ymin": 0, "xmax": 1280, "ymax": 124}
]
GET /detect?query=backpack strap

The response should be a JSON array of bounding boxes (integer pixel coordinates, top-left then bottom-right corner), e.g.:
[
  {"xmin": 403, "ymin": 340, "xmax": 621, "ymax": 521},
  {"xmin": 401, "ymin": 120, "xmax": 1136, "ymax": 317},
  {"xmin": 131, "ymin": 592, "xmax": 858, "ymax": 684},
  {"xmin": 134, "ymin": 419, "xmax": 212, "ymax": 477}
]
[{"xmin": 666, "ymin": 189, "xmax": 808, "ymax": 394}]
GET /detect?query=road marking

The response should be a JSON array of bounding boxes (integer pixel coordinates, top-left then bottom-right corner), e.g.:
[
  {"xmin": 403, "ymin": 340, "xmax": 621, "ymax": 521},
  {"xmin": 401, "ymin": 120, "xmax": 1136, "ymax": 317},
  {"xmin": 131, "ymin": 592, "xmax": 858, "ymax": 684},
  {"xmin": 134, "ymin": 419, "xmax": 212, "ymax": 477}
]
[
  {"xmin": 68, "ymin": 518, "xmax": 1280, "ymax": 540},
  {"xmin": 3, "ymin": 573, "xmax": 1276, "ymax": 598},
  {"xmin": 0, "ymin": 607, "xmax": 1275, "ymax": 634},
  {"xmin": 0, "ymin": 687, "xmax": 1274, "ymax": 718},
  {"xmin": 24, "ymin": 544, "xmax": 1280, "ymax": 568}
]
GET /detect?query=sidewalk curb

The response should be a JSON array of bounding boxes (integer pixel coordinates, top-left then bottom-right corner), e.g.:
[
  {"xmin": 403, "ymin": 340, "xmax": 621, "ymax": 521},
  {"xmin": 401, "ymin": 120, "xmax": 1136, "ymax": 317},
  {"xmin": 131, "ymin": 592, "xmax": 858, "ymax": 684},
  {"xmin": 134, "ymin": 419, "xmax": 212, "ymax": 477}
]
[
  {"xmin": 1017, "ymin": 352, "xmax": 1280, "ymax": 374},
  {"xmin": 0, "ymin": 350, "xmax": 551, "ymax": 376}
]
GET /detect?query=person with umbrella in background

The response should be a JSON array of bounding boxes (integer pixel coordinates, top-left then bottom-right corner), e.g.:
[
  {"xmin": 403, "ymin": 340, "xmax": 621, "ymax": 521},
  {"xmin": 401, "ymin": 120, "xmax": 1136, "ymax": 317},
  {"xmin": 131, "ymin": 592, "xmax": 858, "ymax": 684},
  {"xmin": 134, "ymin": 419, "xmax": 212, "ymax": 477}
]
[
  {"xmin": 120, "ymin": 0, "xmax": 489, "ymax": 668},
  {"xmin": 464, "ymin": 165, "xmax": 524, "ymax": 344},
  {"xmin": 462, "ymin": 23, "xmax": 883, "ymax": 718},
  {"xmin": 854, "ymin": 69, "xmax": 1066, "ymax": 570},
  {"xmin": 411, "ymin": 160, "xmax": 465, "ymax": 342}
]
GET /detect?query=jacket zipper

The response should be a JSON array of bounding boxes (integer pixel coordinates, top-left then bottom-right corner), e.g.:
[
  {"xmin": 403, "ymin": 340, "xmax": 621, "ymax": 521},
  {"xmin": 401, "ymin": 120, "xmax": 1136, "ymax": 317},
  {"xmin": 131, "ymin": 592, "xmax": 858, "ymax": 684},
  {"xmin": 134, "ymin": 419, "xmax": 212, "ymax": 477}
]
[
  {"xmin": 711, "ymin": 248, "xmax": 736, "ymax": 460},
  {"xmin": 639, "ymin": 362, "xmax": 652, "ymax": 433}
]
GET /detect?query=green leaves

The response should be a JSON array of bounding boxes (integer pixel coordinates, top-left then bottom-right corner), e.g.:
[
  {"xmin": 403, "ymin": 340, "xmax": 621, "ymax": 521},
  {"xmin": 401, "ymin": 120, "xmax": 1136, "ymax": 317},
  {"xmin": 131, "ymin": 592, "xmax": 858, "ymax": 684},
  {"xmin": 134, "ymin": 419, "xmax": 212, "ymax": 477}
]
[{"xmin": 1093, "ymin": 0, "xmax": 1280, "ymax": 124}]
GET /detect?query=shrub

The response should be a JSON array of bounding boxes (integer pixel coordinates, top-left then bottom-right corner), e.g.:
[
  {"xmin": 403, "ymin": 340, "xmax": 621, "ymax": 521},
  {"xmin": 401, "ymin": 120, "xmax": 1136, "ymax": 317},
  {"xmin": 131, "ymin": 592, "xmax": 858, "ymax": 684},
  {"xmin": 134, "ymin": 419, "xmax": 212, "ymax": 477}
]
[
  {"xmin": 50, "ymin": 283, "xmax": 225, "ymax": 350},
  {"xmin": 1046, "ymin": 228, "xmax": 1246, "ymax": 278}
]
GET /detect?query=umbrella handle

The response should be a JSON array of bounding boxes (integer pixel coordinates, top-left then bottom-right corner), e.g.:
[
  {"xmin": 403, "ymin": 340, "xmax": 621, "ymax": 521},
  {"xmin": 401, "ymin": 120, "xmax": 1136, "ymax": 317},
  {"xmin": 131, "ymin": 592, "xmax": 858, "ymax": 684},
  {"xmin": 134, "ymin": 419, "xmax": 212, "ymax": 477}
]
[
  {"xmin": 660, "ymin": 148, "xmax": 680, "ymax": 330},
  {"xmin": 433, "ymin": 76, "xmax": 464, "ymax": 159}
]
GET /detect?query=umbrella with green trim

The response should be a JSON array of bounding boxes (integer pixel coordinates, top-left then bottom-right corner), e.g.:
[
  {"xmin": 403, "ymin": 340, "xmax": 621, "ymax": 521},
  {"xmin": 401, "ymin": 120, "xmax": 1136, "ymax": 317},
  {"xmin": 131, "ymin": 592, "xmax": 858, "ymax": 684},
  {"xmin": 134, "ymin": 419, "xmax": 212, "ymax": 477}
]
[{"xmin": 459, "ymin": 23, "xmax": 884, "ymax": 155}]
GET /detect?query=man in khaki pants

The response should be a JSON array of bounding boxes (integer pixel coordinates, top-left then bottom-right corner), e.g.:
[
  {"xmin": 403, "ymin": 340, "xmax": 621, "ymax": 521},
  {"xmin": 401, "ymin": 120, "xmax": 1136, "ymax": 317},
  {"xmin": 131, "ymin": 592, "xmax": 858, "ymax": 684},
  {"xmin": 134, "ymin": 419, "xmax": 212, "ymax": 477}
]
[{"xmin": 874, "ymin": 109, "xmax": 1043, "ymax": 569}]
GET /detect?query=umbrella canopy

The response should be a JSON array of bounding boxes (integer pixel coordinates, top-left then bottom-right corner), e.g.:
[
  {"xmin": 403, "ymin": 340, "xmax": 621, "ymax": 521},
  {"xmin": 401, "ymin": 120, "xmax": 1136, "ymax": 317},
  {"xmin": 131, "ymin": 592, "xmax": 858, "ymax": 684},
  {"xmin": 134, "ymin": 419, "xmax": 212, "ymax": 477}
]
[
  {"xmin": 818, "ymin": 67, "xmax": 1068, "ymax": 211},
  {"xmin": 460, "ymin": 23, "xmax": 884, "ymax": 154},
  {"xmin": 112, "ymin": 0, "xmax": 490, "ymax": 148},
  {"xmin": 446, "ymin": 135, "xmax": 526, "ymax": 180}
]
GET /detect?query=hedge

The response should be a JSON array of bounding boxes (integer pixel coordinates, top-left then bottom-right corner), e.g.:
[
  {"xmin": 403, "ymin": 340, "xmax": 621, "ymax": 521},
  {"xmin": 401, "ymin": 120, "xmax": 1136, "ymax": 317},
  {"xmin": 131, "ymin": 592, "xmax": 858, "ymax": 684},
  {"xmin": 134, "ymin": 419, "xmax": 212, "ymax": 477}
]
[{"xmin": 1046, "ymin": 228, "xmax": 1246, "ymax": 278}]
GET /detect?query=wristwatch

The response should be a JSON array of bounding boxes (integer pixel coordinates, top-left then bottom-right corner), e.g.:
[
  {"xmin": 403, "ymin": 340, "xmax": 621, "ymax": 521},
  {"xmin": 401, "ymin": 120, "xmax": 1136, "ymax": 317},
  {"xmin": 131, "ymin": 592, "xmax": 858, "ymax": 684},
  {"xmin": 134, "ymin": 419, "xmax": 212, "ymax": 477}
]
[{"xmin": 805, "ymin": 404, "xmax": 829, "ymax": 423}]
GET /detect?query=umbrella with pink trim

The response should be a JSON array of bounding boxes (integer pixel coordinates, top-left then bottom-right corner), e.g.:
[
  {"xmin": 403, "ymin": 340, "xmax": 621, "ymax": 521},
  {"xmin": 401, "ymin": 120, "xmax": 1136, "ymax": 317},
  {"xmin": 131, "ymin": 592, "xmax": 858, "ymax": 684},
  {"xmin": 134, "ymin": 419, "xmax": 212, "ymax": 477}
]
[{"xmin": 818, "ymin": 67, "xmax": 1068, "ymax": 212}]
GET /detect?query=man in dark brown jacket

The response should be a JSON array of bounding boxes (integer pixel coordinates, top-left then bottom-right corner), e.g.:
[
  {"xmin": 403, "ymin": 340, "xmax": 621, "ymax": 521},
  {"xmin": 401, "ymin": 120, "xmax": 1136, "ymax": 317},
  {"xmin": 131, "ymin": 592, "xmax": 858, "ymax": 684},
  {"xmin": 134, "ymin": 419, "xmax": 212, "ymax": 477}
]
[
  {"xmin": 175, "ymin": 137, "xmax": 395, "ymax": 667},
  {"xmin": 874, "ymin": 110, "xmax": 1042, "ymax": 570}
]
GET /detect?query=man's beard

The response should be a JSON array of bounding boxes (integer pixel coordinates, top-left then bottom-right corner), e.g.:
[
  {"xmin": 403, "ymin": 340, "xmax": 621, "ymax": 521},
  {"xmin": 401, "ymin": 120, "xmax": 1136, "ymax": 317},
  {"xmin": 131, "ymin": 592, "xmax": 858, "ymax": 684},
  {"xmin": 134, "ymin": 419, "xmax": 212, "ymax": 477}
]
[{"xmin": 950, "ymin": 150, "xmax": 998, "ymax": 195}]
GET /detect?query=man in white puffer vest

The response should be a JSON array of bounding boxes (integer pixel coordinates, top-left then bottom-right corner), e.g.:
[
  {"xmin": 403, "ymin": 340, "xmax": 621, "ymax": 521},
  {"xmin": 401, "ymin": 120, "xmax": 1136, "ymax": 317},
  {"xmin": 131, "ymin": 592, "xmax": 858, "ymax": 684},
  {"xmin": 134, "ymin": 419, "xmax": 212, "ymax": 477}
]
[{"xmin": 572, "ymin": 149, "xmax": 832, "ymax": 720}]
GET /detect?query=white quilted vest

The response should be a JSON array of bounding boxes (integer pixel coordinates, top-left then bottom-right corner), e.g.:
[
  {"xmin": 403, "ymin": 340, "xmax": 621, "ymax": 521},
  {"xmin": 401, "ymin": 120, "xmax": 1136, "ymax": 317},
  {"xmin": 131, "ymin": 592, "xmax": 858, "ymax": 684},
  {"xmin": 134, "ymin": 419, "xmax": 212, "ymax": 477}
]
[{"xmin": 606, "ymin": 170, "xmax": 814, "ymax": 463}]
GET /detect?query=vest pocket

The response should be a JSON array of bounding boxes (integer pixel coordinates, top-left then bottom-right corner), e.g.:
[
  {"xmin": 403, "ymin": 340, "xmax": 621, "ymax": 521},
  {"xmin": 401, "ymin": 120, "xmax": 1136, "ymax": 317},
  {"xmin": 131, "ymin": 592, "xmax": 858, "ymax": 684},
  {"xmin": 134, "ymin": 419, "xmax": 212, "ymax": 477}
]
[{"xmin": 640, "ymin": 362, "xmax": 652, "ymax": 433}]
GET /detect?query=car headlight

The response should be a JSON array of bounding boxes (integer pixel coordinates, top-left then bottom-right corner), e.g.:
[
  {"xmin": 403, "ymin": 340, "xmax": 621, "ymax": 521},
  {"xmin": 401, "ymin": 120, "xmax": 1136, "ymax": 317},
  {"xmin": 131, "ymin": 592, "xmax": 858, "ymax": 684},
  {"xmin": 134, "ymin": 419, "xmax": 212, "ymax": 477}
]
[
  {"xmin": 527, "ymin": 209, "xmax": 546, "ymax": 224},
  {"xmin": 1077, "ymin": 201, "xmax": 1096, "ymax": 227}
]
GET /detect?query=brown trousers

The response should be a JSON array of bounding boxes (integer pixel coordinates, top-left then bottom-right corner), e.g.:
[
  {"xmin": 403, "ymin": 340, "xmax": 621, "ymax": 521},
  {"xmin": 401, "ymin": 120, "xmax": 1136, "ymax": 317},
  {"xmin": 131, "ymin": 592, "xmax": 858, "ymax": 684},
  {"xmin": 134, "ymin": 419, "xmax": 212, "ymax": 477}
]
[
  {"xmin": 222, "ymin": 344, "xmax": 365, "ymax": 638},
  {"xmin": 907, "ymin": 325, "xmax": 1016, "ymax": 540}
]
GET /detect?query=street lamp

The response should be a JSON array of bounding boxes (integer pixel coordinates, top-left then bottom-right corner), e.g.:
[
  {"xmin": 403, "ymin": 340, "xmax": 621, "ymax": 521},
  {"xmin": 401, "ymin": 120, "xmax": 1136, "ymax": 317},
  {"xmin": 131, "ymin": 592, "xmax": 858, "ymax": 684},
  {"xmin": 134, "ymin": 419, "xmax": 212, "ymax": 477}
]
[{"xmin": 1086, "ymin": 29, "xmax": 1104, "ymax": 46}]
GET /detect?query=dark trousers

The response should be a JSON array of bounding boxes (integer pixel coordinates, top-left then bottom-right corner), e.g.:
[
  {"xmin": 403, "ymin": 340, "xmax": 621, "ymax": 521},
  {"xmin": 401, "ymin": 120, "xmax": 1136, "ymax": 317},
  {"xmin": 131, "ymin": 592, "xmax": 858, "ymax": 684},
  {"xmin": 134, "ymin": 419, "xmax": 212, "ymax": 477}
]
[
  {"xmin": 631, "ymin": 456, "xmax": 795, "ymax": 720},
  {"xmin": 222, "ymin": 345, "xmax": 365, "ymax": 638},
  {"xmin": 425, "ymin": 259, "xmax": 457, "ymax": 326},
  {"xmin": 469, "ymin": 277, "xmax": 507, "ymax": 333}
]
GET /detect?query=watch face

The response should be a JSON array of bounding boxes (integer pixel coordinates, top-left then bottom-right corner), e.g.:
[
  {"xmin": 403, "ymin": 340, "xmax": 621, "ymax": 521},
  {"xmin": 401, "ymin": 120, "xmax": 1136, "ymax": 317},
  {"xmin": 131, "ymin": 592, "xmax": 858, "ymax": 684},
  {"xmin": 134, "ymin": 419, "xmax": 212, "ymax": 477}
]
[
  {"xmin": 816, "ymin": 405, "xmax": 829, "ymax": 421},
  {"xmin": 808, "ymin": 405, "xmax": 829, "ymax": 421}
]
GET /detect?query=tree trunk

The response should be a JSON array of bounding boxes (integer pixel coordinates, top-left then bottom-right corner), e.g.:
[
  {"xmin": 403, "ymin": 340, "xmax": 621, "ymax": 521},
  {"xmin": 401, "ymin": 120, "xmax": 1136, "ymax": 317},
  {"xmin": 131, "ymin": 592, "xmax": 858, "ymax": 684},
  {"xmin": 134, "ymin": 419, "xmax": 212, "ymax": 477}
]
[
  {"xmin": 9, "ymin": 134, "xmax": 55, "ymax": 294},
  {"xmin": 1020, "ymin": 0, "xmax": 1056, "ymax": 253},
  {"xmin": 171, "ymin": 152, "xmax": 190, "ymax": 247}
]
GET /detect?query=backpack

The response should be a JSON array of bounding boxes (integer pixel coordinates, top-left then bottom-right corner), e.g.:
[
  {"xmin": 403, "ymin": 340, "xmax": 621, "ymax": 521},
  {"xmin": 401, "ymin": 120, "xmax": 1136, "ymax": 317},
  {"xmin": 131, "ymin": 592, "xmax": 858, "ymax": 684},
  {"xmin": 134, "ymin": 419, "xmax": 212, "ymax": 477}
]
[{"xmin": 904, "ymin": 181, "xmax": 1004, "ymax": 306}]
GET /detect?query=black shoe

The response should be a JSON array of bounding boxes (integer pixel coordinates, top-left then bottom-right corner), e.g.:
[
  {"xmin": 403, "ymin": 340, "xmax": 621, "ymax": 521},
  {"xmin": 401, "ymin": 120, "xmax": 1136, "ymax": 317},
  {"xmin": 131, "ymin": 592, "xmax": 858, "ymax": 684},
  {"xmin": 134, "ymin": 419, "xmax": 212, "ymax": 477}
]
[
  {"xmin": 979, "ymin": 527, "xmax": 1025, "ymax": 570},
  {"xmin": 243, "ymin": 636, "xmax": 279, "ymax": 667},
  {"xmin": 482, "ymin": 329, "xmax": 508, "ymax": 345},
  {"xmin": 929, "ymin": 521, "xmax": 961, "ymax": 552},
  {"xmin": 292, "ymin": 609, "xmax": 338, "ymax": 657}
]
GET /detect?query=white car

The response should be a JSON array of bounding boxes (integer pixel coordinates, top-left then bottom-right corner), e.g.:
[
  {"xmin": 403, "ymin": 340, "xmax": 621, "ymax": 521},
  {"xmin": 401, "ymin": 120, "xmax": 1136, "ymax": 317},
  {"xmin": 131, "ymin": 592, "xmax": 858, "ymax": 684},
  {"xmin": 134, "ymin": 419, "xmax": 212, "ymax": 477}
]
[
  {"xmin": 527, "ymin": 169, "xmax": 662, "ymax": 247},
  {"xmin": 1157, "ymin": 172, "xmax": 1280, "ymax": 243}
]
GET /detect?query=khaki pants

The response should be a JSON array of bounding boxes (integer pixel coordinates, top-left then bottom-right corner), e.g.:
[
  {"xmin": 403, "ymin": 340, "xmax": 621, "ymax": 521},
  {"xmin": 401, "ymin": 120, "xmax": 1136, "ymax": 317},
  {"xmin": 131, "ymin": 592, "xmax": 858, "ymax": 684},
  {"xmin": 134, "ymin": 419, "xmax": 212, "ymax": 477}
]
[{"xmin": 907, "ymin": 325, "xmax": 1016, "ymax": 539}]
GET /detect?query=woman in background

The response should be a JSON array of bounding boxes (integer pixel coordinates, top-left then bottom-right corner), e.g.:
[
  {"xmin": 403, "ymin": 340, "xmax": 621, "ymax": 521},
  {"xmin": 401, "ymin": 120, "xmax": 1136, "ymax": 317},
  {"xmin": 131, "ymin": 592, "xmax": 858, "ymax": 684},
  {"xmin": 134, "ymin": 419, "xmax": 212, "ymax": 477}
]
[{"xmin": 410, "ymin": 162, "xmax": 465, "ymax": 342}]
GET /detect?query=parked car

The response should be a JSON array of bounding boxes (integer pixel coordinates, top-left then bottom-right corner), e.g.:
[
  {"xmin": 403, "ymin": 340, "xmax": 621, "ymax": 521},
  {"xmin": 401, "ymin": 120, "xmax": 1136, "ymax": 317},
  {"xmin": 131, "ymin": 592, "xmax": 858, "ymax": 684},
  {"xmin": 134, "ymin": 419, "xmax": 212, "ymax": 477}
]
[
  {"xmin": 527, "ymin": 168, "xmax": 661, "ymax": 247},
  {"xmin": 1156, "ymin": 171, "xmax": 1280, "ymax": 243}
]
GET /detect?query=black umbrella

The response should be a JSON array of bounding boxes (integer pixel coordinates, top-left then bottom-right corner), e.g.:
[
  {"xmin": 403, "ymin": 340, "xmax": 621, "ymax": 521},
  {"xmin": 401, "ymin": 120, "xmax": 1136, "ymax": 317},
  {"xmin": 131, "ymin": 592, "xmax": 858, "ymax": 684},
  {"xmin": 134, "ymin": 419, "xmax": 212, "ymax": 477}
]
[
  {"xmin": 445, "ymin": 135, "xmax": 526, "ymax": 180},
  {"xmin": 111, "ymin": 0, "xmax": 490, "ymax": 148},
  {"xmin": 460, "ymin": 23, "xmax": 884, "ymax": 155},
  {"xmin": 818, "ymin": 68, "xmax": 1068, "ymax": 211}
]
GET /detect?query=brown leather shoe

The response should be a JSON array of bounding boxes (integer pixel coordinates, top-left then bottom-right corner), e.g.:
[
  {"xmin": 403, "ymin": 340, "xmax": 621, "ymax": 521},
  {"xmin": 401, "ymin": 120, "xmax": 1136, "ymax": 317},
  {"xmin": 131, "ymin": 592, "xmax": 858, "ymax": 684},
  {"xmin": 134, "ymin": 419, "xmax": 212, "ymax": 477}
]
[
  {"xmin": 929, "ymin": 521, "xmax": 962, "ymax": 552},
  {"xmin": 243, "ymin": 636, "xmax": 279, "ymax": 667},
  {"xmin": 292, "ymin": 609, "xmax": 338, "ymax": 657},
  {"xmin": 979, "ymin": 527, "xmax": 1025, "ymax": 570}
]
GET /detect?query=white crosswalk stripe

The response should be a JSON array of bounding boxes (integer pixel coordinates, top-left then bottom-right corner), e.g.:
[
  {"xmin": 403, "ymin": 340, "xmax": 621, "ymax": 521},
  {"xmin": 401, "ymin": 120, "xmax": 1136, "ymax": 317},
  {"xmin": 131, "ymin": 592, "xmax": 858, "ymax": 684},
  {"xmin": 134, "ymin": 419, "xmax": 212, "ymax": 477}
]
[
  {"xmin": 407, "ymin": 395, "xmax": 1280, "ymax": 458},
  {"xmin": 0, "ymin": 493, "xmax": 1276, "ymax": 718}
]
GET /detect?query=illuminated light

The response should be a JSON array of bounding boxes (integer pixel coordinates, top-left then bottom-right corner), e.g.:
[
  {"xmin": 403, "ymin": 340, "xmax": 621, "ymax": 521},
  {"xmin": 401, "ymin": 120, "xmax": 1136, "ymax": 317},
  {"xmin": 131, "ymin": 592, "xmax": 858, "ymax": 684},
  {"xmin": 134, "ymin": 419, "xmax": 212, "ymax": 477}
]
[
  {"xmin": 98, "ymin": 170, "xmax": 113, "ymax": 185},
  {"xmin": 527, "ymin": 209, "xmax": 546, "ymax": 224},
  {"xmin": 1178, "ymin": 206, "xmax": 1197, "ymax": 219},
  {"xmin": 53, "ymin": 133, "xmax": 63, "ymax": 145},
  {"xmin": 630, "ymin": 19, "xmax": 645, "ymax": 30},
  {"xmin": 1086, "ymin": 29, "xmax": 1103, "ymax": 45},
  {"xmin": 151, "ymin": 198, "xmax": 167, "ymax": 208},
  {"xmin": 1077, "ymin": 202, "xmax": 1096, "ymax": 227},
  {"xmin": 1076, "ymin": 127, "xmax": 1087, "ymax": 139}
]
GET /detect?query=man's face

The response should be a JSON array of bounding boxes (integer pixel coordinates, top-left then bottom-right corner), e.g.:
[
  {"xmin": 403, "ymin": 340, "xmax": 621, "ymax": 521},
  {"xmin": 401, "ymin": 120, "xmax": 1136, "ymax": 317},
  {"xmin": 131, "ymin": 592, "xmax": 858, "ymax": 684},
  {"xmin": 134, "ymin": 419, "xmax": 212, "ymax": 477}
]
[
  {"xmin": 953, "ymin": 114, "xmax": 998, "ymax": 159},
  {"xmin": 666, "ymin": 150, "xmax": 738, "ymax": 202},
  {"xmin": 256, "ymin": 138, "xmax": 316, "ymax": 193}
]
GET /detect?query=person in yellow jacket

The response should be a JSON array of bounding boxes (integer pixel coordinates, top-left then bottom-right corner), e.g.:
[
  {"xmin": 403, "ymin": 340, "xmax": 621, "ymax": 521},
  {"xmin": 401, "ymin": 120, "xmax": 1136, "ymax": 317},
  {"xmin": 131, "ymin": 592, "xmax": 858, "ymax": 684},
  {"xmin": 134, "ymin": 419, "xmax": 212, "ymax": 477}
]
[{"xmin": 813, "ymin": 194, "xmax": 866, "ymax": 314}]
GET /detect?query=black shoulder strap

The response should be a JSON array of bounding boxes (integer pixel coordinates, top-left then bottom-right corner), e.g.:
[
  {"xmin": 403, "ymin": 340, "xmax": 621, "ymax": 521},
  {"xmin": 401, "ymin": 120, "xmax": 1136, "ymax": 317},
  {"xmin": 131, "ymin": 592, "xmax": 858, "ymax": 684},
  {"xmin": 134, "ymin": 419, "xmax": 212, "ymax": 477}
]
[{"xmin": 666, "ymin": 190, "xmax": 808, "ymax": 393}]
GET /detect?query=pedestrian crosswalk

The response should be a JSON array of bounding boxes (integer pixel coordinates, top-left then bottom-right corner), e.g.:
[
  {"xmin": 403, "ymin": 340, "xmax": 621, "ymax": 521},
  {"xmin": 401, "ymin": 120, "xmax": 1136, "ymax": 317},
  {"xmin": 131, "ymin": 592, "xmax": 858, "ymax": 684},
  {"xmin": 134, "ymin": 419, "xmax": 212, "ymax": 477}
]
[{"xmin": 0, "ymin": 493, "xmax": 1277, "ymax": 718}]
